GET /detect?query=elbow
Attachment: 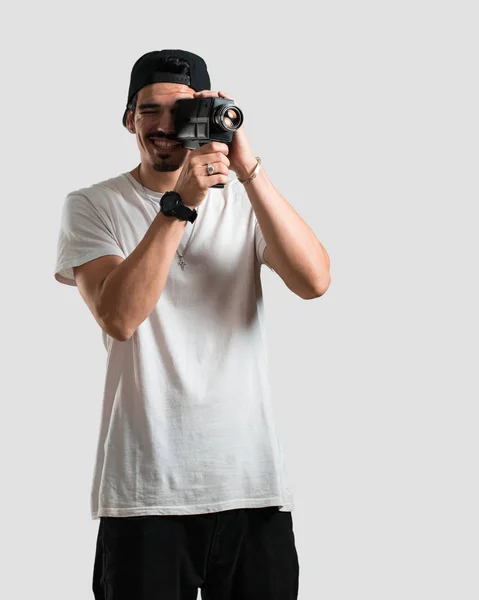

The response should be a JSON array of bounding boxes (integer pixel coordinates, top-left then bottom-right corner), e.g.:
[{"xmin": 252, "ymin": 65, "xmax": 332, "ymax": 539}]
[
  {"xmin": 105, "ymin": 322, "xmax": 131, "ymax": 342},
  {"xmin": 99, "ymin": 298, "xmax": 135, "ymax": 342},
  {"xmin": 301, "ymin": 274, "xmax": 331, "ymax": 299},
  {"xmin": 113, "ymin": 329, "xmax": 132, "ymax": 342},
  {"xmin": 101, "ymin": 314, "xmax": 132, "ymax": 342}
]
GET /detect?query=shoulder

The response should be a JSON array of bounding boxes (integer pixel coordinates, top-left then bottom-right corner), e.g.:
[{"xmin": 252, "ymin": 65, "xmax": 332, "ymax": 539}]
[{"xmin": 64, "ymin": 173, "xmax": 128, "ymax": 211}]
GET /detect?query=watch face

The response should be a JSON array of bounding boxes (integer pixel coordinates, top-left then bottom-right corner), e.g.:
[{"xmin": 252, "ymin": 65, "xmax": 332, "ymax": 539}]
[{"xmin": 161, "ymin": 193, "xmax": 181, "ymax": 212}]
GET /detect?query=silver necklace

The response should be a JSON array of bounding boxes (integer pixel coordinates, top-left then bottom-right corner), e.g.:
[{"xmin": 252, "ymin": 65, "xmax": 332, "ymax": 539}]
[{"xmin": 137, "ymin": 163, "xmax": 198, "ymax": 271}]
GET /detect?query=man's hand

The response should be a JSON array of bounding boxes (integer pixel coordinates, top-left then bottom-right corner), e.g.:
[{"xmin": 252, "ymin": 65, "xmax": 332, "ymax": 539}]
[{"xmin": 173, "ymin": 141, "xmax": 230, "ymax": 208}]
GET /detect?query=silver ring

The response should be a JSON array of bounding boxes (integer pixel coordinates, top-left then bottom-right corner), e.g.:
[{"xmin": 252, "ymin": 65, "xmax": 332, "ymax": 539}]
[{"xmin": 207, "ymin": 163, "xmax": 215, "ymax": 175}]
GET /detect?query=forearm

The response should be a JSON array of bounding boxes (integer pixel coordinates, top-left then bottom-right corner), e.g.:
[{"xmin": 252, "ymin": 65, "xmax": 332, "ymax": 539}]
[
  {"xmin": 238, "ymin": 160, "xmax": 330, "ymax": 296},
  {"xmin": 100, "ymin": 212, "xmax": 187, "ymax": 340}
]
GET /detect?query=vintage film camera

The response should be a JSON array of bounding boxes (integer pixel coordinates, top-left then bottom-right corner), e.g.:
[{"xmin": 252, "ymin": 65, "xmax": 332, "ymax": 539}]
[{"xmin": 173, "ymin": 97, "xmax": 244, "ymax": 189}]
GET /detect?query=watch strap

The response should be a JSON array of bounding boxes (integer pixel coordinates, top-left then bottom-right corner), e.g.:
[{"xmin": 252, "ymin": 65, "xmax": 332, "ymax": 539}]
[
  {"xmin": 161, "ymin": 192, "xmax": 198, "ymax": 223},
  {"xmin": 174, "ymin": 201, "xmax": 198, "ymax": 222}
]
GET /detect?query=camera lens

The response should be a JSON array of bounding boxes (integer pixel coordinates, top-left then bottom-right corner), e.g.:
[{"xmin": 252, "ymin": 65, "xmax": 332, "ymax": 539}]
[{"xmin": 214, "ymin": 104, "xmax": 243, "ymax": 131}]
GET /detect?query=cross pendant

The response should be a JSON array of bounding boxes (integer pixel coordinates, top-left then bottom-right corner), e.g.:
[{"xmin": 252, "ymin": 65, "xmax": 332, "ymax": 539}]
[{"xmin": 178, "ymin": 257, "xmax": 187, "ymax": 270}]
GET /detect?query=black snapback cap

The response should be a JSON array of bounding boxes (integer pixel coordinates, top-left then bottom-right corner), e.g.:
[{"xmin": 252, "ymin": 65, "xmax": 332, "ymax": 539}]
[{"xmin": 122, "ymin": 49, "xmax": 211, "ymax": 128}]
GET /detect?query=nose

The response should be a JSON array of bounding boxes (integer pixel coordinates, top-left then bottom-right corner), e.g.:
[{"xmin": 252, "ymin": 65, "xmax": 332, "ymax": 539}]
[{"xmin": 154, "ymin": 112, "xmax": 176, "ymax": 137}]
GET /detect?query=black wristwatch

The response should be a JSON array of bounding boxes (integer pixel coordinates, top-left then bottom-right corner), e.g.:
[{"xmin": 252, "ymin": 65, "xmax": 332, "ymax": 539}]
[{"xmin": 160, "ymin": 191, "xmax": 198, "ymax": 223}]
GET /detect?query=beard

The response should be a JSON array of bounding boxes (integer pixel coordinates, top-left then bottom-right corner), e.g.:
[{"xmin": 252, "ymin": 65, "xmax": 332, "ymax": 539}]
[
  {"xmin": 152, "ymin": 160, "xmax": 181, "ymax": 172},
  {"xmin": 151, "ymin": 147, "xmax": 188, "ymax": 172}
]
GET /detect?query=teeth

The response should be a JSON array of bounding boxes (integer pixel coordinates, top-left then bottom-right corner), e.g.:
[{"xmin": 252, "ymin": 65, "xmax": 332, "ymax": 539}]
[{"xmin": 151, "ymin": 140, "xmax": 178, "ymax": 149}]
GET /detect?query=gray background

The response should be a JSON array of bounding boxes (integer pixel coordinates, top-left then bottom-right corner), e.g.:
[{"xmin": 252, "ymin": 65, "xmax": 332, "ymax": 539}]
[{"xmin": 1, "ymin": 1, "xmax": 477, "ymax": 599}]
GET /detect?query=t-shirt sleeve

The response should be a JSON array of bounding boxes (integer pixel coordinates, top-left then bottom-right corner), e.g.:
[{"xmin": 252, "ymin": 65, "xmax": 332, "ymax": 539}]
[
  {"xmin": 54, "ymin": 193, "xmax": 126, "ymax": 287},
  {"xmin": 254, "ymin": 214, "xmax": 274, "ymax": 272}
]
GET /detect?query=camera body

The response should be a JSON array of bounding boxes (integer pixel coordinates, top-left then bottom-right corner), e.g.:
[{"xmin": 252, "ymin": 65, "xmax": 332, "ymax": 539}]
[{"xmin": 174, "ymin": 97, "xmax": 244, "ymax": 149}]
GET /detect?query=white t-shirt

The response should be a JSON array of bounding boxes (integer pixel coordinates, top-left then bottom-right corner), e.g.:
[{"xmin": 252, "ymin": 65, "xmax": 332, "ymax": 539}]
[{"xmin": 54, "ymin": 171, "xmax": 295, "ymax": 519}]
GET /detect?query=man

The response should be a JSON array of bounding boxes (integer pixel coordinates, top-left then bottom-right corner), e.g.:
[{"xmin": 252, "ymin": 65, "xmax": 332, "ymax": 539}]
[{"xmin": 54, "ymin": 49, "xmax": 331, "ymax": 600}]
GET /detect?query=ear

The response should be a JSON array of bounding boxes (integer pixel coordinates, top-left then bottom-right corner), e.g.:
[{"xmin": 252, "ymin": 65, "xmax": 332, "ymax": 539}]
[{"xmin": 126, "ymin": 112, "xmax": 136, "ymax": 134}]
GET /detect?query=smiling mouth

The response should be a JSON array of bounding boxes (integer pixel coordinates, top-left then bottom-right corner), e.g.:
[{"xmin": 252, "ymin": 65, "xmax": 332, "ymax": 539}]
[{"xmin": 150, "ymin": 139, "xmax": 181, "ymax": 150}]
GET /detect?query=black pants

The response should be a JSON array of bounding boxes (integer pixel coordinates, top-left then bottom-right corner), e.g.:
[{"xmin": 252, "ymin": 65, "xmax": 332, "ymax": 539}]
[{"xmin": 93, "ymin": 506, "xmax": 299, "ymax": 599}]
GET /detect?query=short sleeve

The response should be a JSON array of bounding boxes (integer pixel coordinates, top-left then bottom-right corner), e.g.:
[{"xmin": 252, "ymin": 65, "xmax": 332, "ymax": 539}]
[
  {"xmin": 254, "ymin": 215, "xmax": 274, "ymax": 272},
  {"xmin": 54, "ymin": 193, "xmax": 126, "ymax": 287}
]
